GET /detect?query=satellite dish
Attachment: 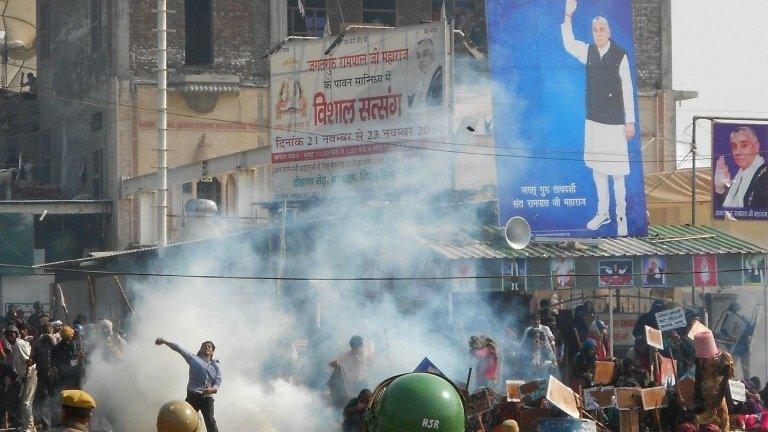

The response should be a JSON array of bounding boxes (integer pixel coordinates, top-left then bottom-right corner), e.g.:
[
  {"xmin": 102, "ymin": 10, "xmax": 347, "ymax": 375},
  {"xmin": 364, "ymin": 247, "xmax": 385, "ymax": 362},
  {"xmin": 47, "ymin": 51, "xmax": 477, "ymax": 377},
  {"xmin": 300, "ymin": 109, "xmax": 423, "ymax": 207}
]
[{"xmin": 504, "ymin": 216, "xmax": 531, "ymax": 250}]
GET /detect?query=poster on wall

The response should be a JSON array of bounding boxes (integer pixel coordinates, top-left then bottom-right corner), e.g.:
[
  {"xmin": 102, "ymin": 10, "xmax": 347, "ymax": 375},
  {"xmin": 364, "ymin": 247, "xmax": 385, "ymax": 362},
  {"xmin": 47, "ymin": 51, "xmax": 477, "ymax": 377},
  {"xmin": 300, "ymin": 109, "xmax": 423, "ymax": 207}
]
[
  {"xmin": 551, "ymin": 257, "xmax": 575, "ymax": 289},
  {"xmin": 642, "ymin": 256, "xmax": 667, "ymax": 287},
  {"xmin": 712, "ymin": 123, "xmax": 768, "ymax": 220},
  {"xmin": 742, "ymin": 253, "xmax": 766, "ymax": 285},
  {"xmin": 598, "ymin": 259, "xmax": 633, "ymax": 287},
  {"xmin": 693, "ymin": 254, "xmax": 718, "ymax": 287},
  {"xmin": 502, "ymin": 258, "xmax": 527, "ymax": 290},
  {"xmin": 269, "ymin": 22, "xmax": 451, "ymax": 200},
  {"xmin": 486, "ymin": 0, "xmax": 647, "ymax": 238}
]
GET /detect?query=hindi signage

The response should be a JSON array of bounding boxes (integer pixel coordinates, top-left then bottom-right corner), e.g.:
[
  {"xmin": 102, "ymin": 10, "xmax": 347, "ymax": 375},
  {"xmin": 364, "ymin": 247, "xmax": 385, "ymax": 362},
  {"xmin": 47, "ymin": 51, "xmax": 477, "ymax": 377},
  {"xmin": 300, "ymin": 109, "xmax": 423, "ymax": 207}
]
[
  {"xmin": 269, "ymin": 22, "xmax": 451, "ymax": 200},
  {"xmin": 655, "ymin": 307, "xmax": 687, "ymax": 332},
  {"xmin": 486, "ymin": 0, "xmax": 647, "ymax": 237}
]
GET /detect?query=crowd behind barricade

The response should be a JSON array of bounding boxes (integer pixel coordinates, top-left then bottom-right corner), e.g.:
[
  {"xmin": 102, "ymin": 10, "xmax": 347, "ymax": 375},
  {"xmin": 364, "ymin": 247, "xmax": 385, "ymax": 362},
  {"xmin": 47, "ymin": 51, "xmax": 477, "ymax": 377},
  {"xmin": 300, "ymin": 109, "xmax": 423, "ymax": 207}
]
[{"xmin": 0, "ymin": 302, "xmax": 125, "ymax": 431}]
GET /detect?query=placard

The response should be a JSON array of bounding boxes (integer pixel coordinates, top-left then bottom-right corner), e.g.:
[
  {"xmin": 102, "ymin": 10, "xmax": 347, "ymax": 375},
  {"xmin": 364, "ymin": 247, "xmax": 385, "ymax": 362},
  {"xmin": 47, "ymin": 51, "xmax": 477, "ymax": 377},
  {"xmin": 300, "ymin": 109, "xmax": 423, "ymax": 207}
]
[
  {"xmin": 687, "ymin": 321, "xmax": 709, "ymax": 340},
  {"xmin": 640, "ymin": 387, "xmax": 668, "ymax": 410},
  {"xmin": 545, "ymin": 375, "xmax": 581, "ymax": 419},
  {"xmin": 677, "ymin": 377, "xmax": 696, "ymax": 409},
  {"xmin": 615, "ymin": 387, "xmax": 642, "ymax": 410},
  {"xmin": 594, "ymin": 361, "xmax": 615, "ymax": 385},
  {"xmin": 583, "ymin": 387, "xmax": 617, "ymax": 410},
  {"xmin": 655, "ymin": 353, "xmax": 676, "ymax": 386},
  {"xmin": 655, "ymin": 307, "xmax": 687, "ymax": 332},
  {"xmin": 506, "ymin": 380, "xmax": 525, "ymax": 402},
  {"xmin": 645, "ymin": 325, "xmax": 663, "ymax": 350},
  {"xmin": 520, "ymin": 378, "xmax": 548, "ymax": 406},
  {"xmin": 729, "ymin": 379, "xmax": 747, "ymax": 403}
]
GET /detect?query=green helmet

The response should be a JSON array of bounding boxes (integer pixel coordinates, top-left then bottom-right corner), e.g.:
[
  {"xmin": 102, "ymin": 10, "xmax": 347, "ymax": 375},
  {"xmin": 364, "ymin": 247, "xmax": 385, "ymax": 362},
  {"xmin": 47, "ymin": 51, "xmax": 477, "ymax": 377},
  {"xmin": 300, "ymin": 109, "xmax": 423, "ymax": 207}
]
[{"xmin": 364, "ymin": 373, "xmax": 466, "ymax": 432}]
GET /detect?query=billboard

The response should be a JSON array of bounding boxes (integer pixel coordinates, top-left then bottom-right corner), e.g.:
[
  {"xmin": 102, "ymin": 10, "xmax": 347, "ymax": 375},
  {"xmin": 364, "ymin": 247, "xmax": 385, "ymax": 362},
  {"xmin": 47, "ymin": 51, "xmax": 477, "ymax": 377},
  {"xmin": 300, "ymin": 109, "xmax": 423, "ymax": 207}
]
[
  {"xmin": 486, "ymin": 0, "xmax": 647, "ymax": 237},
  {"xmin": 712, "ymin": 122, "xmax": 768, "ymax": 220},
  {"xmin": 269, "ymin": 22, "xmax": 450, "ymax": 200}
]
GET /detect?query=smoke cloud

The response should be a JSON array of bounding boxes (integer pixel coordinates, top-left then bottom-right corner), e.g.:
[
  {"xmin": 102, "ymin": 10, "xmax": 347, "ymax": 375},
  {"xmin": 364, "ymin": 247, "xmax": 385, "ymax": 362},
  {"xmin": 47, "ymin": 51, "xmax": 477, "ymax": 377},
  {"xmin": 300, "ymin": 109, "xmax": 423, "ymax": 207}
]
[{"xmin": 81, "ymin": 50, "xmax": 502, "ymax": 431}]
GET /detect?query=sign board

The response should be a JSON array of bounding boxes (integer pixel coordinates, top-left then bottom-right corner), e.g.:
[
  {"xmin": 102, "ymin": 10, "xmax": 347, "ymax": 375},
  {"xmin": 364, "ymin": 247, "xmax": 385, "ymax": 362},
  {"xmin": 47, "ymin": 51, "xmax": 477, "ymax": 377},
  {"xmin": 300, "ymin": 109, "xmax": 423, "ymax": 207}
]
[
  {"xmin": 520, "ymin": 378, "xmax": 548, "ymax": 406},
  {"xmin": 640, "ymin": 387, "xmax": 668, "ymax": 410},
  {"xmin": 615, "ymin": 387, "xmax": 642, "ymax": 410},
  {"xmin": 269, "ymin": 22, "xmax": 451, "ymax": 200},
  {"xmin": 593, "ymin": 361, "xmax": 615, "ymax": 385},
  {"xmin": 729, "ymin": 379, "xmax": 747, "ymax": 403},
  {"xmin": 712, "ymin": 122, "xmax": 768, "ymax": 220},
  {"xmin": 583, "ymin": 387, "xmax": 617, "ymax": 410},
  {"xmin": 486, "ymin": 0, "xmax": 647, "ymax": 237},
  {"xmin": 645, "ymin": 326, "xmax": 663, "ymax": 350},
  {"xmin": 687, "ymin": 321, "xmax": 709, "ymax": 340},
  {"xmin": 713, "ymin": 310, "xmax": 748, "ymax": 349},
  {"xmin": 506, "ymin": 380, "xmax": 525, "ymax": 402},
  {"xmin": 655, "ymin": 353, "xmax": 676, "ymax": 387},
  {"xmin": 655, "ymin": 307, "xmax": 687, "ymax": 332},
  {"xmin": 545, "ymin": 375, "xmax": 581, "ymax": 419}
]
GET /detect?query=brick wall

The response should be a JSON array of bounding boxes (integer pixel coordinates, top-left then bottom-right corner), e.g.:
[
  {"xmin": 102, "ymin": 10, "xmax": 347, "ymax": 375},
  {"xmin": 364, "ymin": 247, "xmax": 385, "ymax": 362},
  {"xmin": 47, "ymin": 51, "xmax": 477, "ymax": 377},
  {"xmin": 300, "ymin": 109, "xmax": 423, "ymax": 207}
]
[{"xmin": 633, "ymin": 0, "xmax": 664, "ymax": 91}]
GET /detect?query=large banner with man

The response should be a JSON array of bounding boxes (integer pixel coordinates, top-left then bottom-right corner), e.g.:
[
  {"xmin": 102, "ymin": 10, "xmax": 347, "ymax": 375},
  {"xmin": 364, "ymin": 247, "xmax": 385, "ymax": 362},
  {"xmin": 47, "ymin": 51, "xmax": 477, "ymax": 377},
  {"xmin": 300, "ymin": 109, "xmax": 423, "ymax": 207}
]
[
  {"xmin": 269, "ymin": 22, "xmax": 450, "ymax": 200},
  {"xmin": 712, "ymin": 122, "xmax": 768, "ymax": 220},
  {"xmin": 486, "ymin": 0, "xmax": 647, "ymax": 237}
]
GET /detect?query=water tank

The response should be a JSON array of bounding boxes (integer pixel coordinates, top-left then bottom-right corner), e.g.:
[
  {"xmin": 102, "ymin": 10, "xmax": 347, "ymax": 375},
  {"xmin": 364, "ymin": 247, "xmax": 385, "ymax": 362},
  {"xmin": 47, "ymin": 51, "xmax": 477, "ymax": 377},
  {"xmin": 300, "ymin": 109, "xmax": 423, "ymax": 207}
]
[{"xmin": 0, "ymin": 0, "xmax": 36, "ymax": 59}]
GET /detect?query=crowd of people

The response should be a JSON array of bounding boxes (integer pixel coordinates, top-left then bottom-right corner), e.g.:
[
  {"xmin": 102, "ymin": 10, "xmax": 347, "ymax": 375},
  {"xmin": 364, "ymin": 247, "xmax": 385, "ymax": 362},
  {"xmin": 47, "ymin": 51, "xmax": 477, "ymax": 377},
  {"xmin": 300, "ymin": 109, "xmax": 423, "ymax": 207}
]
[
  {"xmin": 461, "ymin": 297, "xmax": 766, "ymax": 432},
  {"xmin": 0, "ymin": 302, "xmax": 124, "ymax": 431}
]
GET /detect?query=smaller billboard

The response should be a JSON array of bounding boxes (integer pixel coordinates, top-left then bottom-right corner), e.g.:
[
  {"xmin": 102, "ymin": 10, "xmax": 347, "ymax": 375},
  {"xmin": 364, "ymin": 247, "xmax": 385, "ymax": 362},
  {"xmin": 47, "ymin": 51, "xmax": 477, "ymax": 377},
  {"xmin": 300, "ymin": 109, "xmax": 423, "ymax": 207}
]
[
  {"xmin": 712, "ymin": 122, "xmax": 768, "ymax": 220},
  {"xmin": 642, "ymin": 256, "xmax": 667, "ymax": 288},
  {"xmin": 598, "ymin": 259, "xmax": 633, "ymax": 287},
  {"xmin": 693, "ymin": 254, "xmax": 718, "ymax": 287},
  {"xmin": 550, "ymin": 257, "xmax": 575, "ymax": 290}
]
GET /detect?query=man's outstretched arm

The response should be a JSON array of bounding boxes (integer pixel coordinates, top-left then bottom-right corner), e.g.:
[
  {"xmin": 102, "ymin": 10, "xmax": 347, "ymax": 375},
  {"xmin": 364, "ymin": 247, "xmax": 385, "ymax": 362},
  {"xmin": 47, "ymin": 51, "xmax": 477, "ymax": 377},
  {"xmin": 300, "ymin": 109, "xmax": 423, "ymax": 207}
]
[
  {"xmin": 561, "ymin": 0, "xmax": 588, "ymax": 64},
  {"xmin": 156, "ymin": 337, "xmax": 194, "ymax": 364}
]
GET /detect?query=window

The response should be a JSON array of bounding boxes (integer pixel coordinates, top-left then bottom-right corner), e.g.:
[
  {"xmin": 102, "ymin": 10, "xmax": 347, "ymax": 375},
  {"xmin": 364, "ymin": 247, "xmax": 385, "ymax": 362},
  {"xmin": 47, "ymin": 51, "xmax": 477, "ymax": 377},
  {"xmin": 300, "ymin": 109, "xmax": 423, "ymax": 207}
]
[
  {"xmin": 90, "ymin": 112, "xmax": 103, "ymax": 131},
  {"xmin": 90, "ymin": 0, "xmax": 102, "ymax": 53},
  {"xmin": 288, "ymin": 0, "xmax": 326, "ymax": 37},
  {"xmin": 196, "ymin": 178, "xmax": 221, "ymax": 210},
  {"xmin": 363, "ymin": 0, "xmax": 396, "ymax": 27},
  {"xmin": 185, "ymin": 0, "xmax": 213, "ymax": 66}
]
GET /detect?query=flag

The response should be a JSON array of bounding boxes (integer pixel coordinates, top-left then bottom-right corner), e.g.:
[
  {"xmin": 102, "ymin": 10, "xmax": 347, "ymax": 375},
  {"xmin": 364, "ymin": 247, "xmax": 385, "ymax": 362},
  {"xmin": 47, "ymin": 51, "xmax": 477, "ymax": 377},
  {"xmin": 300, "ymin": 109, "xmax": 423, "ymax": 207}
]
[
  {"xmin": 297, "ymin": 0, "xmax": 306, "ymax": 17},
  {"xmin": 414, "ymin": 357, "xmax": 445, "ymax": 376},
  {"xmin": 323, "ymin": 18, "xmax": 332, "ymax": 38}
]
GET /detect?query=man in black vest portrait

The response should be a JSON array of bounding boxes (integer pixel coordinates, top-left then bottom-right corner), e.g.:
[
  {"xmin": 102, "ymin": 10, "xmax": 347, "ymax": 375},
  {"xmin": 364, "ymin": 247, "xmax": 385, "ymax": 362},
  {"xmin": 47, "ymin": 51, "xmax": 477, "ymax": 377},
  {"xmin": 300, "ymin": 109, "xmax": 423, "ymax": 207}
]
[{"xmin": 561, "ymin": 0, "xmax": 636, "ymax": 236}]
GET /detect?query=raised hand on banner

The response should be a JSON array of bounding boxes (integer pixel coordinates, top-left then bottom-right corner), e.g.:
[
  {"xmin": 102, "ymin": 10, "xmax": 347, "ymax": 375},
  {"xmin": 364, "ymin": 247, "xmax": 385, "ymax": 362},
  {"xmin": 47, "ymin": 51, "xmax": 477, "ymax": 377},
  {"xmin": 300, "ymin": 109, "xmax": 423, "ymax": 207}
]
[
  {"xmin": 565, "ymin": 0, "xmax": 577, "ymax": 16},
  {"xmin": 714, "ymin": 155, "xmax": 731, "ymax": 194}
]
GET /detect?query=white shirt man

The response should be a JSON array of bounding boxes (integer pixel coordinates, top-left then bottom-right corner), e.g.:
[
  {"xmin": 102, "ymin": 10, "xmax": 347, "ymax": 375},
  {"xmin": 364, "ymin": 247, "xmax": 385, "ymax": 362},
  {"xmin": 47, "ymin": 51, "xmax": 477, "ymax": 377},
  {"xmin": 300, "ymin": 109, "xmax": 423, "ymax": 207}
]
[
  {"xmin": 561, "ymin": 0, "xmax": 636, "ymax": 236},
  {"xmin": 7, "ymin": 326, "xmax": 37, "ymax": 432},
  {"xmin": 714, "ymin": 126, "xmax": 768, "ymax": 209}
]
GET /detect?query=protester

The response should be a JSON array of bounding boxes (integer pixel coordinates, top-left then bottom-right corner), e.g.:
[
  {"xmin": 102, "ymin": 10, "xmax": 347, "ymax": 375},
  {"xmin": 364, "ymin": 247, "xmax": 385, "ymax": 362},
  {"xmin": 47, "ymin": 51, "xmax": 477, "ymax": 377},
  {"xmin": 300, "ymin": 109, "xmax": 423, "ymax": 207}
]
[
  {"xmin": 342, "ymin": 389, "xmax": 372, "ymax": 432},
  {"xmin": 632, "ymin": 299, "xmax": 665, "ymax": 338},
  {"xmin": 156, "ymin": 338, "xmax": 221, "ymax": 432},
  {"xmin": 522, "ymin": 329, "xmax": 558, "ymax": 381},
  {"xmin": 28, "ymin": 302, "xmax": 47, "ymax": 334},
  {"xmin": 7, "ymin": 325, "xmax": 37, "ymax": 432},
  {"xmin": 469, "ymin": 335, "xmax": 499, "ymax": 390},
  {"xmin": 570, "ymin": 339, "xmax": 597, "ymax": 394},
  {"xmin": 624, "ymin": 338, "xmax": 654, "ymax": 388},
  {"xmin": 692, "ymin": 330, "xmax": 734, "ymax": 431},
  {"xmin": 586, "ymin": 319, "xmax": 610, "ymax": 360},
  {"xmin": 330, "ymin": 335, "xmax": 370, "ymax": 394},
  {"xmin": 51, "ymin": 325, "xmax": 82, "ymax": 391},
  {"xmin": 726, "ymin": 302, "xmax": 753, "ymax": 379},
  {"xmin": 520, "ymin": 313, "xmax": 555, "ymax": 347},
  {"xmin": 32, "ymin": 322, "xmax": 57, "ymax": 430}
]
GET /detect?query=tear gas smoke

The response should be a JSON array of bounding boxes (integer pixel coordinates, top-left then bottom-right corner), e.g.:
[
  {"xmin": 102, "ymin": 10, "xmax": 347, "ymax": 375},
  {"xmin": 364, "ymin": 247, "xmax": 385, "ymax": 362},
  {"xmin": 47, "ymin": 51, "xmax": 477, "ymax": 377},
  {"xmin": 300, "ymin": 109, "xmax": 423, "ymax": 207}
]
[{"xmin": 82, "ymin": 53, "xmax": 505, "ymax": 431}]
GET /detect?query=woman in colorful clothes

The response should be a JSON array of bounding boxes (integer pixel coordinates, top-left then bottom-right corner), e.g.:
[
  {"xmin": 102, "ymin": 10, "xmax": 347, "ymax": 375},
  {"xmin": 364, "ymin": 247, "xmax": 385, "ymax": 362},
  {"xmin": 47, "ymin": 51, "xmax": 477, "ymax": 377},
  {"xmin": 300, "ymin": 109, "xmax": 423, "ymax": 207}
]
[
  {"xmin": 585, "ymin": 319, "xmax": 610, "ymax": 360},
  {"xmin": 469, "ymin": 336, "xmax": 499, "ymax": 390},
  {"xmin": 677, "ymin": 330, "xmax": 735, "ymax": 432},
  {"xmin": 730, "ymin": 377, "xmax": 768, "ymax": 431}
]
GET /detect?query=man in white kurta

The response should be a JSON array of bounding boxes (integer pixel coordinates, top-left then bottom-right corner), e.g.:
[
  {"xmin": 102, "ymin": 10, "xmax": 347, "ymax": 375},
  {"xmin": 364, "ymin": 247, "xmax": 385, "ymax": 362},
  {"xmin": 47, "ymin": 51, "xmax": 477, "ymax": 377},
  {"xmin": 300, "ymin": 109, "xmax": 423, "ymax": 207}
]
[{"xmin": 561, "ymin": 0, "xmax": 636, "ymax": 236}]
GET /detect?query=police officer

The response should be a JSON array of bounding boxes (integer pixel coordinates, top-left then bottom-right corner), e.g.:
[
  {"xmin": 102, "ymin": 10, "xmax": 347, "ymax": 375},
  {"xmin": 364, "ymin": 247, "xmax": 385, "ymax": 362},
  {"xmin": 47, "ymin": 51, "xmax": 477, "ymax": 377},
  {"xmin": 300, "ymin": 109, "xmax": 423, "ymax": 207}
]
[{"xmin": 49, "ymin": 389, "xmax": 96, "ymax": 432}]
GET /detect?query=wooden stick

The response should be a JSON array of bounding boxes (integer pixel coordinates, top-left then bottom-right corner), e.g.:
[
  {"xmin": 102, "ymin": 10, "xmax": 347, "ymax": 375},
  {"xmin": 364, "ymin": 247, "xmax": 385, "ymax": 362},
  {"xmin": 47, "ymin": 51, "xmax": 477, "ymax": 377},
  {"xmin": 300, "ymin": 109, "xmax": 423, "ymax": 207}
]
[
  {"xmin": 465, "ymin": 367, "xmax": 473, "ymax": 391},
  {"xmin": 112, "ymin": 276, "xmax": 134, "ymax": 314},
  {"xmin": 86, "ymin": 276, "xmax": 97, "ymax": 322},
  {"xmin": 56, "ymin": 284, "xmax": 70, "ymax": 325},
  {"xmin": 50, "ymin": 296, "xmax": 57, "ymax": 320}
]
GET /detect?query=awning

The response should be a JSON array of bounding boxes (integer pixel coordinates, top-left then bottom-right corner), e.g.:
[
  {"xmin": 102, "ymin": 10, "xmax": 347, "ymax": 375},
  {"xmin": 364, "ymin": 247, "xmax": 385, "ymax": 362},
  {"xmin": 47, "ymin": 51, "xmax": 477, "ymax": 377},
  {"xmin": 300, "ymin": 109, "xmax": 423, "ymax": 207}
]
[{"xmin": 426, "ymin": 225, "xmax": 767, "ymax": 259}]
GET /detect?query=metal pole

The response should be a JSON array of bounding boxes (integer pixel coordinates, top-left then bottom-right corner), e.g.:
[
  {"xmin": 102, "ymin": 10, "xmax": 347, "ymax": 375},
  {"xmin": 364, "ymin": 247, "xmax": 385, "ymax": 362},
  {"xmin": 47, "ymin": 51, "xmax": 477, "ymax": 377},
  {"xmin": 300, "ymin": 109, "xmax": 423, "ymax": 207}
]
[
  {"xmin": 275, "ymin": 201, "xmax": 288, "ymax": 306},
  {"xmin": 764, "ymin": 278, "xmax": 767, "ymax": 381},
  {"xmin": 609, "ymin": 288, "xmax": 614, "ymax": 357},
  {"xmin": 157, "ymin": 0, "xmax": 168, "ymax": 246},
  {"xmin": 691, "ymin": 117, "xmax": 698, "ymax": 226}
]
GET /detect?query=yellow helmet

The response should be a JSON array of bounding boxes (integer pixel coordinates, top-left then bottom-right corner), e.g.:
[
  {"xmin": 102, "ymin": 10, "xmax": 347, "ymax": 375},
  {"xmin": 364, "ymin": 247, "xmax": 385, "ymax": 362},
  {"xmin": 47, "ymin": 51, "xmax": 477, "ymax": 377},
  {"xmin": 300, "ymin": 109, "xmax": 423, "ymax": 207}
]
[{"xmin": 156, "ymin": 400, "xmax": 200, "ymax": 432}]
